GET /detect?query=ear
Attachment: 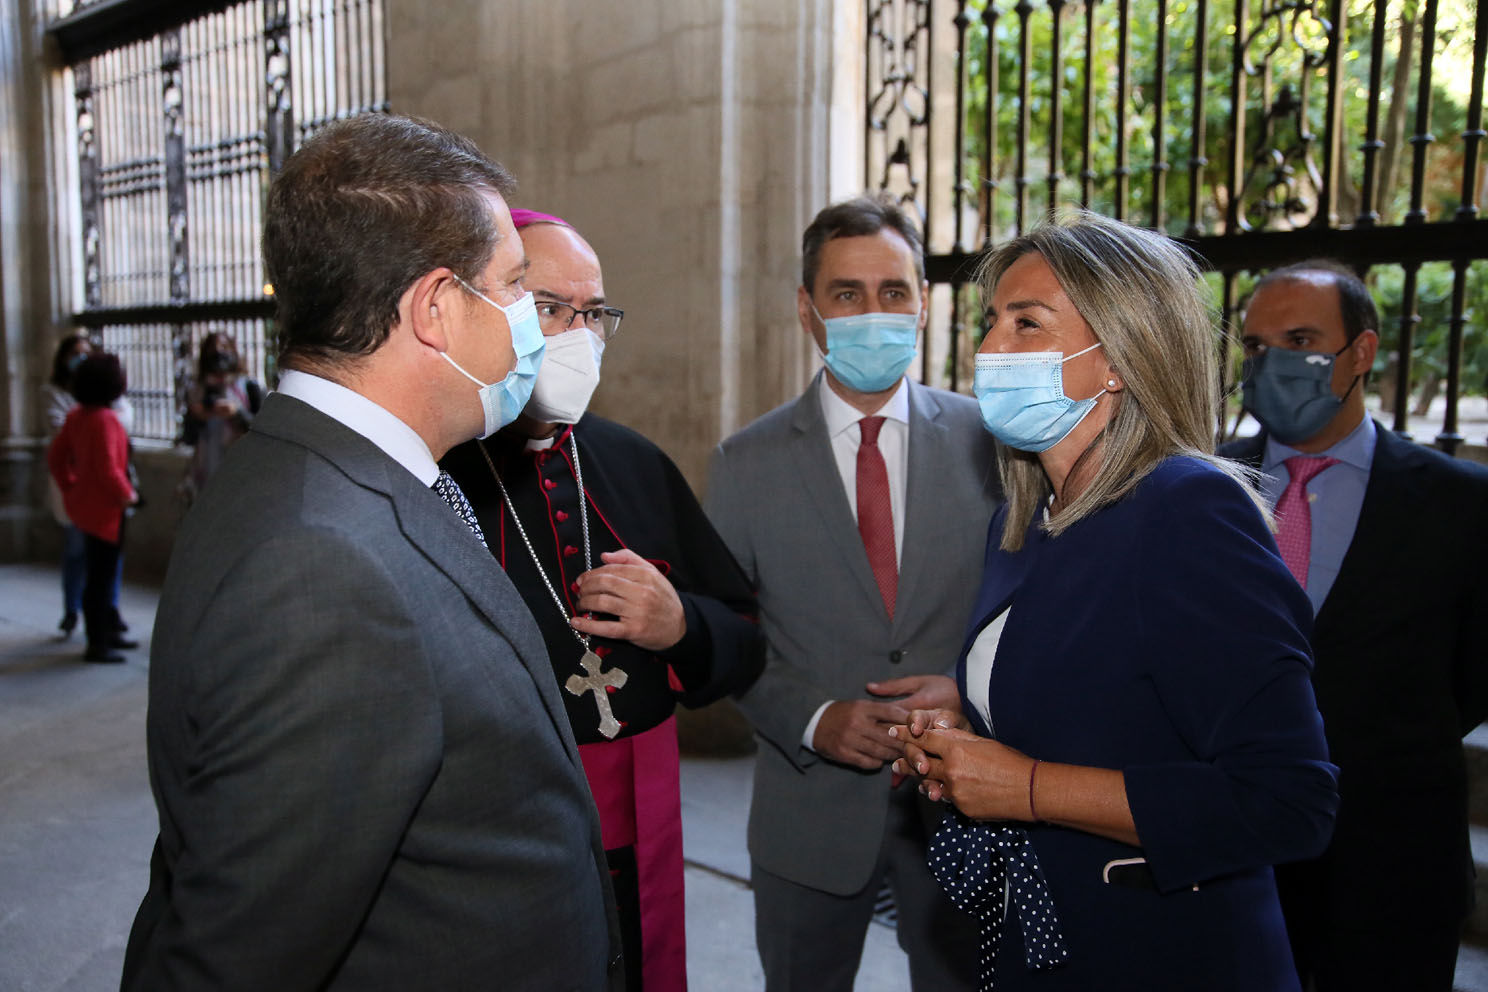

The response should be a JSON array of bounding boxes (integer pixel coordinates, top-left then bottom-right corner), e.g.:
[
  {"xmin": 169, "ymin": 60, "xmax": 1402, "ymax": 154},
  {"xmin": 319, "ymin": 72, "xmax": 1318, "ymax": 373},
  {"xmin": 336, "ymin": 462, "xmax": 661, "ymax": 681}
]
[
  {"xmin": 1103, "ymin": 362, "xmax": 1125, "ymax": 393},
  {"xmin": 1347, "ymin": 329, "xmax": 1380, "ymax": 376},
  {"xmin": 917, "ymin": 279, "xmax": 931, "ymax": 333},
  {"xmin": 403, "ymin": 267, "xmax": 460, "ymax": 354}
]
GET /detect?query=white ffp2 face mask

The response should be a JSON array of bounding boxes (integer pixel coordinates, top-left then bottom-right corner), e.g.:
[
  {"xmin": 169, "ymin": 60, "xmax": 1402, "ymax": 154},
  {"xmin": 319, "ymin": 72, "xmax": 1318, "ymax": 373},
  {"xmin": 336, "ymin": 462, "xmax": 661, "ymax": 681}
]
[{"xmin": 524, "ymin": 328, "xmax": 604, "ymax": 425}]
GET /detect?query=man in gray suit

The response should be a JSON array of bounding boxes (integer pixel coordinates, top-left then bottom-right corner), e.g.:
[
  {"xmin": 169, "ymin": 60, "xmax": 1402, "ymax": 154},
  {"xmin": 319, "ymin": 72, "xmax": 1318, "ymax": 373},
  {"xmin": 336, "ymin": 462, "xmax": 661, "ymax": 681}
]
[
  {"xmin": 705, "ymin": 195, "xmax": 997, "ymax": 990},
  {"xmin": 121, "ymin": 115, "xmax": 622, "ymax": 991}
]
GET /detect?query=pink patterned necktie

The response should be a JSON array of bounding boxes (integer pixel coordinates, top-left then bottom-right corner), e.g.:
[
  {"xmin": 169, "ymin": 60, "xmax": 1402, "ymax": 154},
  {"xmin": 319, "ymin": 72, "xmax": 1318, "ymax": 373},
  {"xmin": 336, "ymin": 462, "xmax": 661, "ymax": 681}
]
[
  {"xmin": 856, "ymin": 417, "xmax": 897, "ymax": 619},
  {"xmin": 1273, "ymin": 455, "xmax": 1339, "ymax": 588}
]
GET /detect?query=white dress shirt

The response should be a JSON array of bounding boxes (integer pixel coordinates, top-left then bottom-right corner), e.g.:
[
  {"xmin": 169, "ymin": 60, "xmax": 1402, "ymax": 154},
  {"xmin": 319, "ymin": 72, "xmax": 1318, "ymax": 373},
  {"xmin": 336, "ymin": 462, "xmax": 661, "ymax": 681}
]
[
  {"xmin": 802, "ymin": 375, "xmax": 912, "ymax": 750},
  {"xmin": 275, "ymin": 370, "xmax": 440, "ymax": 486}
]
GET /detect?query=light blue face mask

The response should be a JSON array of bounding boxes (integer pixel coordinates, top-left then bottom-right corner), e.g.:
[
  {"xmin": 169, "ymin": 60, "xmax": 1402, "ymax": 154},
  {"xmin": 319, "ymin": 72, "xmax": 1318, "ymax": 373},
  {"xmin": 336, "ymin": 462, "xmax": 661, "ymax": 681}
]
[
  {"xmin": 1241, "ymin": 345, "xmax": 1352, "ymax": 445},
  {"xmin": 813, "ymin": 305, "xmax": 920, "ymax": 393},
  {"xmin": 972, "ymin": 341, "xmax": 1107, "ymax": 452},
  {"xmin": 442, "ymin": 276, "xmax": 547, "ymax": 438}
]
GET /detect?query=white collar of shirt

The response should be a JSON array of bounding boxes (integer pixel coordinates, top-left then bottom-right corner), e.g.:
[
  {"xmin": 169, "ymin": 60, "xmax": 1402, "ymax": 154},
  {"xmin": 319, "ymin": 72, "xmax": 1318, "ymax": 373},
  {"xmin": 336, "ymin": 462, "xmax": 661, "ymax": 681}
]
[
  {"xmin": 1262, "ymin": 414, "xmax": 1377, "ymax": 473},
  {"xmin": 817, "ymin": 374, "xmax": 910, "ymax": 434},
  {"xmin": 275, "ymin": 369, "xmax": 441, "ymax": 486}
]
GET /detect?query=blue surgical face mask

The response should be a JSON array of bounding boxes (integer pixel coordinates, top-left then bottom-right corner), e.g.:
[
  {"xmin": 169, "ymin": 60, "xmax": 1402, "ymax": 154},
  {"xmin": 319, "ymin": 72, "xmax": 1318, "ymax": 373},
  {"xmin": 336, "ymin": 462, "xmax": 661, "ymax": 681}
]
[
  {"xmin": 972, "ymin": 342, "xmax": 1107, "ymax": 452},
  {"xmin": 1241, "ymin": 344, "xmax": 1353, "ymax": 445},
  {"xmin": 441, "ymin": 277, "xmax": 547, "ymax": 438},
  {"xmin": 66, "ymin": 352, "xmax": 87, "ymax": 374},
  {"xmin": 812, "ymin": 305, "xmax": 919, "ymax": 393}
]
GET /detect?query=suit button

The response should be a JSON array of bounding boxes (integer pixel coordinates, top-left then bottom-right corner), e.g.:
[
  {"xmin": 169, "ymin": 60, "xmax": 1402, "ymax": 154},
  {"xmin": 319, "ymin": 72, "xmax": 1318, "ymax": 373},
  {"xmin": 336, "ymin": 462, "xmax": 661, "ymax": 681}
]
[
  {"xmin": 563, "ymin": 545, "xmax": 579, "ymax": 557},
  {"xmin": 555, "ymin": 510, "xmax": 569, "ymax": 522},
  {"xmin": 889, "ymin": 650, "xmax": 904, "ymax": 664},
  {"xmin": 543, "ymin": 478, "xmax": 557, "ymax": 490}
]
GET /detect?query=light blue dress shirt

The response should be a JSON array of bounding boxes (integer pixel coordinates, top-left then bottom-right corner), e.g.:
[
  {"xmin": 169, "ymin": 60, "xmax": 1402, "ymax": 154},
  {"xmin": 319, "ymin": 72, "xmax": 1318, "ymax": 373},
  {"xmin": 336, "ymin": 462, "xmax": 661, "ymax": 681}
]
[{"xmin": 1260, "ymin": 416, "xmax": 1377, "ymax": 614}]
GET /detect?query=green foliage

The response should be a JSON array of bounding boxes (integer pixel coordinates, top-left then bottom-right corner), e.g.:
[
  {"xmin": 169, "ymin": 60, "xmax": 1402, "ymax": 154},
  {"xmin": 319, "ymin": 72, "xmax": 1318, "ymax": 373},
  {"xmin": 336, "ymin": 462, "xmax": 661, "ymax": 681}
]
[{"xmin": 956, "ymin": 0, "xmax": 1487, "ymax": 394}]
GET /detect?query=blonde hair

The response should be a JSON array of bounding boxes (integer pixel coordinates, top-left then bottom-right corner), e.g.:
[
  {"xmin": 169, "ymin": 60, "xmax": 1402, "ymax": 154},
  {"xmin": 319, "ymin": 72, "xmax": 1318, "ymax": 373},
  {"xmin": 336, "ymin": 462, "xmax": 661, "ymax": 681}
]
[{"xmin": 979, "ymin": 212, "xmax": 1266, "ymax": 551}]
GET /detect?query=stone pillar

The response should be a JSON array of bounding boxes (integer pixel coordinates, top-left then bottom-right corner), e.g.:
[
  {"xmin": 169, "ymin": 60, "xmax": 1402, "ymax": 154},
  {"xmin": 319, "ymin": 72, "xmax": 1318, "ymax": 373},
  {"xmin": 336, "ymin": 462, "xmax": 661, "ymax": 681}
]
[
  {"xmin": 0, "ymin": 0, "xmax": 65, "ymax": 559},
  {"xmin": 386, "ymin": 0, "xmax": 846, "ymax": 486}
]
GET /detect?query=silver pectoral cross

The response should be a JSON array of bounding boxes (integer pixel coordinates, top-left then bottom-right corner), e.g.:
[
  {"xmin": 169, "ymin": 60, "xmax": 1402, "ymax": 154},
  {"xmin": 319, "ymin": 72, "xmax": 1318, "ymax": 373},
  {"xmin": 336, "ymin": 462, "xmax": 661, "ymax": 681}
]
[{"xmin": 565, "ymin": 650, "xmax": 629, "ymax": 739}]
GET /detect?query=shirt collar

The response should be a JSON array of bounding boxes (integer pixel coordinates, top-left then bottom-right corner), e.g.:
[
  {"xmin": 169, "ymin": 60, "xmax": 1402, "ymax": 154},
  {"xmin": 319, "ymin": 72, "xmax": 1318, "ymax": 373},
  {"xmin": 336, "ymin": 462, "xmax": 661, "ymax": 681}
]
[
  {"xmin": 1262, "ymin": 414, "xmax": 1377, "ymax": 473},
  {"xmin": 818, "ymin": 374, "xmax": 910, "ymax": 439},
  {"xmin": 275, "ymin": 369, "xmax": 441, "ymax": 486}
]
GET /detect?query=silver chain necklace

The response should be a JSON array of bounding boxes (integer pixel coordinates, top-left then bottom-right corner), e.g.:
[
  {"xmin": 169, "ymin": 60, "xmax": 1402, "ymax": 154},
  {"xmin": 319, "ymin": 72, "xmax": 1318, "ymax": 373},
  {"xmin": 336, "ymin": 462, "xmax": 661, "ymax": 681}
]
[{"xmin": 476, "ymin": 432, "xmax": 628, "ymax": 738}]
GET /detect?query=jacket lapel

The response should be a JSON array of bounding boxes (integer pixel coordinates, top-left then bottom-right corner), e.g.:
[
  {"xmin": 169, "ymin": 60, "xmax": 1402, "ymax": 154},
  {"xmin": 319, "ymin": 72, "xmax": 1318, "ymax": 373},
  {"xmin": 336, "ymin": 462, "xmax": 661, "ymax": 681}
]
[
  {"xmin": 894, "ymin": 381, "xmax": 951, "ymax": 636},
  {"xmin": 252, "ymin": 394, "xmax": 580, "ymax": 756},
  {"xmin": 1313, "ymin": 427, "xmax": 1427, "ymax": 640},
  {"xmin": 789, "ymin": 374, "xmax": 893, "ymax": 621}
]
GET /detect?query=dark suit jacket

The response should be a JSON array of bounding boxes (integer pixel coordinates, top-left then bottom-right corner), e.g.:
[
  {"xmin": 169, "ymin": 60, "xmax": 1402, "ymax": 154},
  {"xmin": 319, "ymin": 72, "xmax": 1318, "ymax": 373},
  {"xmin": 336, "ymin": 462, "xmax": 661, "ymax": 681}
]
[
  {"xmin": 960, "ymin": 456, "xmax": 1337, "ymax": 990},
  {"xmin": 122, "ymin": 393, "xmax": 622, "ymax": 991},
  {"xmin": 1221, "ymin": 424, "xmax": 1488, "ymax": 926}
]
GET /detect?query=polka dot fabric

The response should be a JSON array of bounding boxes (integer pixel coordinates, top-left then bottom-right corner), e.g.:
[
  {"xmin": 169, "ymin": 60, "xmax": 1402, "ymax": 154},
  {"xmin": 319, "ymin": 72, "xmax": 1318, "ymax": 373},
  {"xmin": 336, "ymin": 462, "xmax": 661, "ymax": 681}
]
[{"xmin": 929, "ymin": 810, "xmax": 1070, "ymax": 989}]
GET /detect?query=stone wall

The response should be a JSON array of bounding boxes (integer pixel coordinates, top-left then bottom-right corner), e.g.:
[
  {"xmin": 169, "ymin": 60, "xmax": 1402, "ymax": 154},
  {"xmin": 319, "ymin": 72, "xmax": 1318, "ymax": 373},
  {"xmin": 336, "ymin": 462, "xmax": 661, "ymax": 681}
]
[{"xmin": 387, "ymin": 0, "xmax": 851, "ymax": 488}]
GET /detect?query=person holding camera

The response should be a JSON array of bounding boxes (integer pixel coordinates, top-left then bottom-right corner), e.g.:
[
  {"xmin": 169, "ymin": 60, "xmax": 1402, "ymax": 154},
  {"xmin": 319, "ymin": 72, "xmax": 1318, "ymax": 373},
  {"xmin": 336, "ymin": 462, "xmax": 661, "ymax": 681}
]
[{"xmin": 180, "ymin": 331, "xmax": 263, "ymax": 503}]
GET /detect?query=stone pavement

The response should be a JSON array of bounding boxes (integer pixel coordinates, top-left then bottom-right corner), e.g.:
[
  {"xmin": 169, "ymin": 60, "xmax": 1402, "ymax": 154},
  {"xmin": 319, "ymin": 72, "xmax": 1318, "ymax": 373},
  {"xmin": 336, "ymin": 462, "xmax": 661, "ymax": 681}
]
[{"xmin": 0, "ymin": 563, "xmax": 909, "ymax": 992}]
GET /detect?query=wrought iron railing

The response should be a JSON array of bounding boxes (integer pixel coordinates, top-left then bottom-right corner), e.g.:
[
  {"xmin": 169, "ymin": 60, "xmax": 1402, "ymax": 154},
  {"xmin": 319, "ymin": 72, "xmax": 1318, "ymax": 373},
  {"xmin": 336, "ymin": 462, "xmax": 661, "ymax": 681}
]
[
  {"xmin": 868, "ymin": 0, "xmax": 1488, "ymax": 453},
  {"xmin": 48, "ymin": 0, "xmax": 386, "ymax": 442}
]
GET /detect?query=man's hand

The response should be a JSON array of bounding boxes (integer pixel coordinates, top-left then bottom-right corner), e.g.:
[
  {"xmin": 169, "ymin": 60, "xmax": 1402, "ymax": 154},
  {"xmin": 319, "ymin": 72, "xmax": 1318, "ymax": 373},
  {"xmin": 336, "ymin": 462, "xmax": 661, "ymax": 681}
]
[
  {"xmin": 812, "ymin": 700, "xmax": 912, "ymax": 770},
  {"xmin": 865, "ymin": 674, "xmax": 962, "ymax": 715},
  {"xmin": 571, "ymin": 549, "xmax": 686, "ymax": 652}
]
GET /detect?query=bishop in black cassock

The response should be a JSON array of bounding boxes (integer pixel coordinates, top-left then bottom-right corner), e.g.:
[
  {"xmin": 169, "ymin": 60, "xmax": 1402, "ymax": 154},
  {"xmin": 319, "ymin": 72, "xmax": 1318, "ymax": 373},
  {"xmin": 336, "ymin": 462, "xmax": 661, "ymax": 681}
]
[{"xmin": 441, "ymin": 210, "xmax": 762, "ymax": 991}]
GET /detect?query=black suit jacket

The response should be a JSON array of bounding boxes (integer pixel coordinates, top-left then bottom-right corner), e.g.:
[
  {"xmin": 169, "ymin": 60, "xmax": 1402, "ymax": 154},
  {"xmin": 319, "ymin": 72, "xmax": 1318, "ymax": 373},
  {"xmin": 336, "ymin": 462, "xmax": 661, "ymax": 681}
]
[{"xmin": 1221, "ymin": 424, "xmax": 1488, "ymax": 925}]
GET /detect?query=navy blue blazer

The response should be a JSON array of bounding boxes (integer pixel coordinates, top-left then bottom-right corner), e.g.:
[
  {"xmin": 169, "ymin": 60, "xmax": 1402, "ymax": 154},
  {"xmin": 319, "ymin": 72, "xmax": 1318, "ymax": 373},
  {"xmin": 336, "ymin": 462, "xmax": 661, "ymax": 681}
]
[{"xmin": 957, "ymin": 456, "xmax": 1338, "ymax": 991}]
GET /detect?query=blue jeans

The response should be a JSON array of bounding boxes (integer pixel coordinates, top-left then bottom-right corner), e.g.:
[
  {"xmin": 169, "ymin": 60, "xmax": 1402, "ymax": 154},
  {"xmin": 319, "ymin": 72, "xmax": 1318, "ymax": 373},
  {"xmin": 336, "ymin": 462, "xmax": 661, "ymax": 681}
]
[
  {"xmin": 61, "ymin": 524, "xmax": 121, "ymax": 618},
  {"xmin": 61, "ymin": 524, "xmax": 86, "ymax": 616}
]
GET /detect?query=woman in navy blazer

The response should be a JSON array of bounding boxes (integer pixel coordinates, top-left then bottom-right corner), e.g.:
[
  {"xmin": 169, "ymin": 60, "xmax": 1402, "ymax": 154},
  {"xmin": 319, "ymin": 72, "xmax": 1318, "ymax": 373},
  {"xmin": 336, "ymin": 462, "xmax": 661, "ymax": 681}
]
[{"xmin": 893, "ymin": 214, "xmax": 1338, "ymax": 990}]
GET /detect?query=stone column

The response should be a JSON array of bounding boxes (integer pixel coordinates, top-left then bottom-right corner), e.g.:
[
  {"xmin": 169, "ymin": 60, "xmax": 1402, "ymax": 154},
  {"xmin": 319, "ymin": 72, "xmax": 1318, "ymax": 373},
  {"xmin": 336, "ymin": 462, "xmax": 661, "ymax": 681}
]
[
  {"xmin": 386, "ymin": 0, "xmax": 844, "ymax": 486},
  {"xmin": 0, "ymin": 0, "xmax": 65, "ymax": 558}
]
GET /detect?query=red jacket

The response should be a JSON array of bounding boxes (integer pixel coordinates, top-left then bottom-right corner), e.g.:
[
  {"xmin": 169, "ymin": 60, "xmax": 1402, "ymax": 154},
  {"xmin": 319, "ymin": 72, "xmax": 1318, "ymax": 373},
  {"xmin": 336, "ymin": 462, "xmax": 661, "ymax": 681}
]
[{"xmin": 48, "ymin": 404, "xmax": 135, "ymax": 543}]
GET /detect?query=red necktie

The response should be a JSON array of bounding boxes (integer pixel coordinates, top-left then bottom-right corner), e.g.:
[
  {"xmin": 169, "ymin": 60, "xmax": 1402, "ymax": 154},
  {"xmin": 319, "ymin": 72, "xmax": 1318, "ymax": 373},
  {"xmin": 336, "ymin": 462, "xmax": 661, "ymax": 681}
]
[
  {"xmin": 1273, "ymin": 455, "xmax": 1339, "ymax": 588},
  {"xmin": 856, "ymin": 416, "xmax": 897, "ymax": 619}
]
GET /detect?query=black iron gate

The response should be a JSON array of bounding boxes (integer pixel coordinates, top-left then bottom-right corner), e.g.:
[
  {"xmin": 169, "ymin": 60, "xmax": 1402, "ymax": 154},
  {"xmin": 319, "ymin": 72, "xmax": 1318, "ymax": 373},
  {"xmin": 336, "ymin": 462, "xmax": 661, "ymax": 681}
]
[
  {"xmin": 867, "ymin": 0, "xmax": 1488, "ymax": 453},
  {"xmin": 47, "ymin": 0, "xmax": 387, "ymax": 441}
]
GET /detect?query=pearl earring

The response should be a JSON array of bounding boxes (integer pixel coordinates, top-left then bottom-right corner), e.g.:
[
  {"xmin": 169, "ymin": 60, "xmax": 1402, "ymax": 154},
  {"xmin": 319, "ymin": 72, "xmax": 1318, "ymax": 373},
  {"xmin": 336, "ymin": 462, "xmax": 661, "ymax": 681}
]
[{"xmin": 1107, "ymin": 379, "xmax": 1116, "ymax": 387}]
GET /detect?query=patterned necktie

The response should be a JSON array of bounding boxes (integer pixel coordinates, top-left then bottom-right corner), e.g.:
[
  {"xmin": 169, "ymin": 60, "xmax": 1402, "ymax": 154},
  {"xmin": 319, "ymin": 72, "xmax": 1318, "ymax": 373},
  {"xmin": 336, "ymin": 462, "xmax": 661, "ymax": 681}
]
[
  {"xmin": 1273, "ymin": 455, "xmax": 1338, "ymax": 587},
  {"xmin": 929, "ymin": 811, "xmax": 1071, "ymax": 990},
  {"xmin": 856, "ymin": 416, "xmax": 897, "ymax": 619},
  {"xmin": 432, "ymin": 470, "xmax": 487, "ymax": 548}
]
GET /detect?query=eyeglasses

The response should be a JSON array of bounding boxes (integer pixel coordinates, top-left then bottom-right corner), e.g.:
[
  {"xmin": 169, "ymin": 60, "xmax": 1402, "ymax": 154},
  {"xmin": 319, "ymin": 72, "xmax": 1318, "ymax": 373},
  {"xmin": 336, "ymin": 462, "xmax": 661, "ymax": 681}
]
[{"xmin": 536, "ymin": 300, "xmax": 624, "ymax": 341}]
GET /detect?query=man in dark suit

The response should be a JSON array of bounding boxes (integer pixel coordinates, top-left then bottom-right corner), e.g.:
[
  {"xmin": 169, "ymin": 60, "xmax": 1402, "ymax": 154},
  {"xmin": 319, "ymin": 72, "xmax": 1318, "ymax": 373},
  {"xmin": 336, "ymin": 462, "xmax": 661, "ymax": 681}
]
[
  {"xmin": 121, "ymin": 114, "xmax": 622, "ymax": 991},
  {"xmin": 706, "ymin": 195, "xmax": 996, "ymax": 990},
  {"xmin": 1220, "ymin": 260, "xmax": 1488, "ymax": 992}
]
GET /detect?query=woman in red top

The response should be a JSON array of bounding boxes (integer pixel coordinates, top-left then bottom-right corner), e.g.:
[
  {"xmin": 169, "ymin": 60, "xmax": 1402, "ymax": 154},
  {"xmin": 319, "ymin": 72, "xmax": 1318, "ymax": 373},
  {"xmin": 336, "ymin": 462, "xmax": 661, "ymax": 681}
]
[{"xmin": 48, "ymin": 352, "xmax": 138, "ymax": 662}]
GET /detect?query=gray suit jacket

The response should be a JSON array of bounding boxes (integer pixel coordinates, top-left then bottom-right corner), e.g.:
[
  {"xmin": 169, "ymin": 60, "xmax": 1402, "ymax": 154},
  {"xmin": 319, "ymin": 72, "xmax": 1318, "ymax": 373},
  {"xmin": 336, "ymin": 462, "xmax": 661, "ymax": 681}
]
[
  {"xmin": 706, "ymin": 375, "xmax": 999, "ymax": 895},
  {"xmin": 122, "ymin": 393, "xmax": 622, "ymax": 991}
]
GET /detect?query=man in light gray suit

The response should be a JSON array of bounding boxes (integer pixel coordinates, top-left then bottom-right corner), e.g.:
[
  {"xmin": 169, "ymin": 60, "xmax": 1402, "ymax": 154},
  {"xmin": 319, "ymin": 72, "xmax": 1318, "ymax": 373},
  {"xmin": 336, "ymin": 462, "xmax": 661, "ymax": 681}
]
[
  {"xmin": 121, "ymin": 115, "xmax": 622, "ymax": 991},
  {"xmin": 705, "ymin": 195, "xmax": 998, "ymax": 991}
]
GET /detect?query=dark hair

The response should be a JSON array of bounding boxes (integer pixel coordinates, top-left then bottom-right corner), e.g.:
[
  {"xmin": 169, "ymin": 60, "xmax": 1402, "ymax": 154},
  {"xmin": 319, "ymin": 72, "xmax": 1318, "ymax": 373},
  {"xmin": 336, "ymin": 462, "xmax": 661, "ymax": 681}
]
[
  {"xmin": 263, "ymin": 113, "xmax": 517, "ymax": 369},
  {"xmin": 198, "ymin": 331, "xmax": 243, "ymax": 379},
  {"xmin": 1253, "ymin": 259, "xmax": 1378, "ymax": 344},
  {"xmin": 50, "ymin": 333, "xmax": 90, "ymax": 388},
  {"xmin": 70, "ymin": 352, "xmax": 126, "ymax": 407},
  {"xmin": 800, "ymin": 194, "xmax": 925, "ymax": 293}
]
